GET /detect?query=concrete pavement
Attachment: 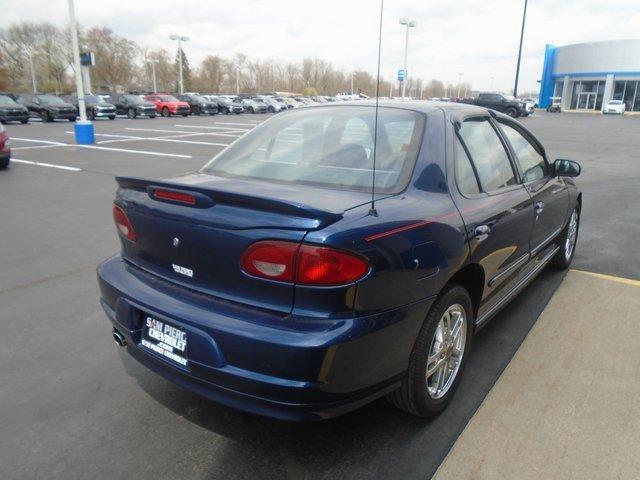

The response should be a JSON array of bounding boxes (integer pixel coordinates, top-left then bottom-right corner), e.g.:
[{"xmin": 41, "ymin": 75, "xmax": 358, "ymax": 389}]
[{"xmin": 434, "ymin": 270, "xmax": 640, "ymax": 480}]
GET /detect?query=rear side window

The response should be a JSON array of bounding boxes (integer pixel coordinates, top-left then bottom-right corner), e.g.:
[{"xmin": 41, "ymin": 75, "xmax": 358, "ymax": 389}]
[
  {"xmin": 201, "ymin": 106, "xmax": 425, "ymax": 194},
  {"xmin": 498, "ymin": 122, "xmax": 547, "ymax": 182},
  {"xmin": 454, "ymin": 137, "xmax": 480, "ymax": 195},
  {"xmin": 458, "ymin": 118, "xmax": 516, "ymax": 192}
]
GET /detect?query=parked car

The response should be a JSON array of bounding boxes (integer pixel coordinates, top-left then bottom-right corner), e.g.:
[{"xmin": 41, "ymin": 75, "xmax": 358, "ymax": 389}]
[
  {"xmin": 462, "ymin": 93, "xmax": 527, "ymax": 117},
  {"xmin": 0, "ymin": 94, "xmax": 29, "ymax": 124},
  {"xmin": 65, "ymin": 94, "xmax": 116, "ymax": 120},
  {"xmin": 277, "ymin": 97, "xmax": 299, "ymax": 109},
  {"xmin": 0, "ymin": 123, "xmax": 10, "ymax": 169},
  {"xmin": 98, "ymin": 101, "xmax": 582, "ymax": 421},
  {"xmin": 521, "ymin": 97, "xmax": 539, "ymax": 108},
  {"xmin": 17, "ymin": 94, "xmax": 77, "ymax": 122},
  {"xmin": 207, "ymin": 95, "xmax": 244, "ymax": 114},
  {"xmin": 143, "ymin": 94, "xmax": 191, "ymax": 117},
  {"xmin": 241, "ymin": 98, "xmax": 268, "ymax": 113},
  {"xmin": 175, "ymin": 94, "xmax": 219, "ymax": 116},
  {"xmin": 258, "ymin": 96, "xmax": 284, "ymax": 113},
  {"xmin": 108, "ymin": 94, "xmax": 157, "ymax": 119},
  {"xmin": 602, "ymin": 99, "xmax": 625, "ymax": 115}
]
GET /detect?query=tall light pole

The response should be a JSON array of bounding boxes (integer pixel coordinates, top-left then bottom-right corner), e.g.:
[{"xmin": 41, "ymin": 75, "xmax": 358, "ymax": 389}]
[
  {"xmin": 513, "ymin": 0, "xmax": 528, "ymax": 97},
  {"xmin": 236, "ymin": 64, "xmax": 240, "ymax": 95},
  {"xmin": 27, "ymin": 50, "xmax": 37, "ymax": 93},
  {"xmin": 457, "ymin": 72, "xmax": 464, "ymax": 98},
  {"xmin": 169, "ymin": 34, "xmax": 189, "ymax": 94},
  {"xmin": 67, "ymin": 0, "xmax": 93, "ymax": 144},
  {"xmin": 150, "ymin": 59, "xmax": 157, "ymax": 92},
  {"xmin": 399, "ymin": 17, "xmax": 416, "ymax": 98}
]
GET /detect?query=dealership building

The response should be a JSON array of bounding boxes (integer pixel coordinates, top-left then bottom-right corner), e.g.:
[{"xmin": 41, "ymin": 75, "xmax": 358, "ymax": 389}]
[{"xmin": 538, "ymin": 39, "xmax": 640, "ymax": 112}]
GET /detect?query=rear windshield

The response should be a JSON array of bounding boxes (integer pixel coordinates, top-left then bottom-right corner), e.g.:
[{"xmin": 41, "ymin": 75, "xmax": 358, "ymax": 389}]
[{"xmin": 201, "ymin": 106, "xmax": 425, "ymax": 193}]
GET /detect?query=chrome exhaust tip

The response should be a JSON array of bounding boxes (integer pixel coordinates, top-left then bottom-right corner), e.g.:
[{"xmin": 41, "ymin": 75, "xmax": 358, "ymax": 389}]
[{"xmin": 112, "ymin": 329, "xmax": 126, "ymax": 347}]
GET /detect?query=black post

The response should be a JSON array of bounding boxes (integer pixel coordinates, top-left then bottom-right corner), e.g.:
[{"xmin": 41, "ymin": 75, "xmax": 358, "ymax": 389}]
[{"xmin": 513, "ymin": 0, "xmax": 528, "ymax": 97}]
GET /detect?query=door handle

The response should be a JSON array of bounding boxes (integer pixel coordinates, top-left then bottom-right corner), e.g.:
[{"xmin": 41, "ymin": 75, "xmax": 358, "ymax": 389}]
[
  {"xmin": 474, "ymin": 225, "xmax": 491, "ymax": 241},
  {"xmin": 534, "ymin": 201, "xmax": 545, "ymax": 214}
]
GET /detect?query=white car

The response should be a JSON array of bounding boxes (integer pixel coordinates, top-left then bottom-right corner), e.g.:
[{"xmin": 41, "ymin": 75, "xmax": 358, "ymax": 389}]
[{"xmin": 603, "ymin": 100, "xmax": 625, "ymax": 115}]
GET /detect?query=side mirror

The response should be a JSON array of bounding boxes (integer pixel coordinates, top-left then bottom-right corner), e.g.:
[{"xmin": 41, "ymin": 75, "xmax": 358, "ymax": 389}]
[{"xmin": 554, "ymin": 159, "xmax": 581, "ymax": 177}]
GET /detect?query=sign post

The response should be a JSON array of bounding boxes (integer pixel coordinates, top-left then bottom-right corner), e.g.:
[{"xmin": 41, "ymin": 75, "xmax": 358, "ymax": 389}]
[{"xmin": 68, "ymin": 0, "xmax": 94, "ymax": 144}]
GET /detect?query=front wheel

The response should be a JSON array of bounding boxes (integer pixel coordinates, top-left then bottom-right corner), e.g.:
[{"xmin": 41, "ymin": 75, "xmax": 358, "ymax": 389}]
[
  {"xmin": 108, "ymin": 116, "xmax": 116, "ymax": 120},
  {"xmin": 161, "ymin": 107, "xmax": 170, "ymax": 117},
  {"xmin": 69, "ymin": 117, "xmax": 76, "ymax": 122},
  {"xmin": 550, "ymin": 206, "xmax": 580, "ymax": 270},
  {"xmin": 88, "ymin": 110, "xmax": 95, "ymax": 120},
  {"xmin": 127, "ymin": 108, "xmax": 137, "ymax": 119},
  {"xmin": 20, "ymin": 119, "xmax": 29, "ymax": 124},
  {"xmin": 387, "ymin": 285, "xmax": 473, "ymax": 417},
  {"xmin": 505, "ymin": 107, "xmax": 518, "ymax": 117}
]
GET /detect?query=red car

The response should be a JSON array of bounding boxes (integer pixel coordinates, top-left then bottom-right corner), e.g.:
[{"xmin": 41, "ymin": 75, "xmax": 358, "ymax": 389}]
[
  {"xmin": 0, "ymin": 123, "xmax": 10, "ymax": 169},
  {"xmin": 143, "ymin": 94, "xmax": 191, "ymax": 117}
]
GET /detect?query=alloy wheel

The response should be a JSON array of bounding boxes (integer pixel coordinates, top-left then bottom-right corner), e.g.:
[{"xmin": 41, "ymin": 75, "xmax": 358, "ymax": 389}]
[
  {"xmin": 426, "ymin": 304, "xmax": 467, "ymax": 399},
  {"xmin": 565, "ymin": 209, "xmax": 578, "ymax": 261}
]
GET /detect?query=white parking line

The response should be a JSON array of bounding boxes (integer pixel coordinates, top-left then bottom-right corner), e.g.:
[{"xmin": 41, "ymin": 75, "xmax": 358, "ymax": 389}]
[
  {"xmin": 11, "ymin": 137, "xmax": 67, "ymax": 146},
  {"xmin": 74, "ymin": 144, "xmax": 193, "ymax": 158},
  {"xmin": 125, "ymin": 127, "xmax": 241, "ymax": 138},
  {"xmin": 11, "ymin": 159, "xmax": 81, "ymax": 172},
  {"xmin": 213, "ymin": 122, "xmax": 258, "ymax": 127},
  {"xmin": 174, "ymin": 124, "xmax": 252, "ymax": 131}
]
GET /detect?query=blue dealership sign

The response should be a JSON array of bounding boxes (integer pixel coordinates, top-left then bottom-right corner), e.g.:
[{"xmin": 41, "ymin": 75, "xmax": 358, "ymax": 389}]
[{"xmin": 397, "ymin": 69, "xmax": 406, "ymax": 81}]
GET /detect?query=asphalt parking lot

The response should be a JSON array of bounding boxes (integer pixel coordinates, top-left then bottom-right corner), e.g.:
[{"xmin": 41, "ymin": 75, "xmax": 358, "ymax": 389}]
[{"xmin": 1, "ymin": 111, "xmax": 639, "ymax": 479}]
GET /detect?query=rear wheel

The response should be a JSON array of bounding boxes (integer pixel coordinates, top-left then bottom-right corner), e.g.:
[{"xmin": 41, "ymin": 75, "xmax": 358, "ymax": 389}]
[
  {"xmin": 387, "ymin": 285, "xmax": 473, "ymax": 417},
  {"xmin": 108, "ymin": 115, "xmax": 116, "ymax": 120},
  {"xmin": 550, "ymin": 205, "xmax": 580, "ymax": 270},
  {"xmin": 69, "ymin": 117, "xmax": 76, "ymax": 122},
  {"xmin": 193, "ymin": 106, "xmax": 200, "ymax": 116},
  {"xmin": 20, "ymin": 119, "xmax": 29, "ymax": 124},
  {"xmin": 127, "ymin": 108, "xmax": 137, "ymax": 119},
  {"xmin": 88, "ymin": 110, "xmax": 95, "ymax": 120},
  {"xmin": 161, "ymin": 107, "xmax": 170, "ymax": 117},
  {"xmin": 42, "ymin": 111, "xmax": 52, "ymax": 122},
  {"xmin": 505, "ymin": 107, "xmax": 518, "ymax": 117}
]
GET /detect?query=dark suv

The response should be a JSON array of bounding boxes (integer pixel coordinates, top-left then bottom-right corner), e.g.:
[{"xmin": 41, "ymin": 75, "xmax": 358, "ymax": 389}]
[
  {"xmin": 0, "ymin": 94, "xmax": 29, "ymax": 124},
  {"xmin": 108, "ymin": 94, "xmax": 157, "ymax": 119},
  {"xmin": 463, "ymin": 93, "xmax": 527, "ymax": 117},
  {"xmin": 210, "ymin": 95, "xmax": 243, "ymax": 114},
  {"xmin": 18, "ymin": 94, "xmax": 77, "ymax": 122},
  {"xmin": 175, "ymin": 94, "xmax": 218, "ymax": 115},
  {"xmin": 65, "ymin": 94, "xmax": 117, "ymax": 120}
]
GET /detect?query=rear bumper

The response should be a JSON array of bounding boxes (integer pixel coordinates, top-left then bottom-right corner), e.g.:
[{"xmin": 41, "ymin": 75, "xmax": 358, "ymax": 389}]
[{"xmin": 97, "ymin": 254, "xmax": 433, "ymax": 420}]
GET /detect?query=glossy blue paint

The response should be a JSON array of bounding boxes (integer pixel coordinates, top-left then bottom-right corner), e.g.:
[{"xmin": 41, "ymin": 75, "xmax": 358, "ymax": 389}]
[{"xmin": 97, "ymin": 102, "xmax": 579, "ymax": 420}]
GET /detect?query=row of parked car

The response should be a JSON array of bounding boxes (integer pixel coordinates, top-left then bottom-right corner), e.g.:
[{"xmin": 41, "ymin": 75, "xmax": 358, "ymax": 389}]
[{"xmin": 0, "ymin": 91, "xmax": 366, "ymax": 124}]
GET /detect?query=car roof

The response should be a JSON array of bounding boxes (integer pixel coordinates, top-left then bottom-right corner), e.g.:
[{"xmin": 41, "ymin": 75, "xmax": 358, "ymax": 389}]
[{"xmin": 313, "ymin": 99, "xmax": 492, "ymax": 120}]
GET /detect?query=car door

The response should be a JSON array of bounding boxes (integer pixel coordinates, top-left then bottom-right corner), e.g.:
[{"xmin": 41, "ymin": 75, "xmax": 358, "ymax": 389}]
[
  {"xmin": 452, "ymin": 116, "xmax": 534, "ymax": 321},
  {"xmin": 495, "ymin": 119, "xmax": 569, "ymax": 256}
]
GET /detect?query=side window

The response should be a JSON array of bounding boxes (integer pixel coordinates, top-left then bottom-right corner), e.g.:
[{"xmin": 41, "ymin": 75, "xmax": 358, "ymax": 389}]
[
  {"xmin": 458, "ymin": 118, "xmax": 516, "ymax": 192},
  {"xmin": 498, "ymin": 122, "xmax": 547, "ymax": 182},
  {"xmin": 455, "ymin": 136, "xmax": 480, "ymax": 195}
]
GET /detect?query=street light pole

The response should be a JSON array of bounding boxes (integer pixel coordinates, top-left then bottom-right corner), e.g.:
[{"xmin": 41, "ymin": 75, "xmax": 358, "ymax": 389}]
[
  {"xmin": 170, "ymin": 35, "xmax": 189, "ymax": 94},
  {"xmin": 67, "ymin": 0, "xmax": 93, "ymax": 144},
  {"xmin": 27, "ymin": 50, "xmax": 37, "ymax": 93},
  {"xmin": 513, "ymin": 0, "xmax": 528, "ymax": 97},
  {"xmin": 457, "ymin": 72, "xmax": 463, "ymax": 98},
  {"xmin": 151, "ymin": 60, "xmax": 157, "ymax": 92},
  {"xmin": 399, "ymin": 17, "xmax": 416, "ymax": 98},
  {"xmin": 236, "ymin": 64, "xmax": 240, "ymax": 95}
]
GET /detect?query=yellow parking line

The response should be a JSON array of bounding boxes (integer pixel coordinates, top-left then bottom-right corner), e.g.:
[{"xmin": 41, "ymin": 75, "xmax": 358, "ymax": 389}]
[{"xmin": 571, "ymin": 269, "xmax": 640, "ymax": 287}]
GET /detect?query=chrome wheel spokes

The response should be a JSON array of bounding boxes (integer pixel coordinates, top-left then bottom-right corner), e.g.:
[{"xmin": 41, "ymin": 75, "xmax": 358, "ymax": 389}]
[
  {"xmin": 565, "ymin": 210, "xmax": 578, "ymax": 260},
  {"xmin": 426, "ymin": 304, "xmax": 467, "ymax": 399}
]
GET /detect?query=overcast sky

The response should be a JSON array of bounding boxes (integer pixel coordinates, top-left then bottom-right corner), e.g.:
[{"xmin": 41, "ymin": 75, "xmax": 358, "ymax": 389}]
[{"xmin": 2, "ymin": 0, "xmax": 639, "ymax": 94}]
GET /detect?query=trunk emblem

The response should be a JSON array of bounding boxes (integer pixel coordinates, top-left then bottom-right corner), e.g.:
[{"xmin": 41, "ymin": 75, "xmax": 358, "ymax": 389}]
[
  {"xmin": 172, "ymin": 264, "xmax": 193, "ymax": 278},
  {"xmin": 172, "ymin": 237, "xmax": 180, "ymax": 247}
]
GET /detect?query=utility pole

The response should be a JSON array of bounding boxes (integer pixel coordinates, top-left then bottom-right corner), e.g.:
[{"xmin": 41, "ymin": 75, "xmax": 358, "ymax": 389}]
[
  {"xmin": 151, "ymin": 60, "xmax": 157, "ymax": 92},
  {"xmin": 27, "ymin": 50, "xmax": 37, "ymax": 93},
  {"xmin": 457, "ymin": 72, "xmax": 463, "ymax": 98},
  {"xmin": 67, "ymin": 0, "xmax": 93, "ymax": 144},
  {"xmin": 236, "ymin": 64, "xmax": 240, "ymax": 95},
  {"xmin": 170, "ymin": 35, "xmax": 189, "ymax": 94},
  {"xmin": 399, "ymin": 17, "xmax": 416, "ymax": 98},
  {"xmin": 513, "ymin": 0, "xmax": 528, "ymax": 97}
]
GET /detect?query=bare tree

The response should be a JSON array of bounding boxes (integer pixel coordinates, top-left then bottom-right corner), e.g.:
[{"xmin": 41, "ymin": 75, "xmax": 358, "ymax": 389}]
[{"xmin": 83, "ymin": 27, "xmax": 137, "ymax": 92}]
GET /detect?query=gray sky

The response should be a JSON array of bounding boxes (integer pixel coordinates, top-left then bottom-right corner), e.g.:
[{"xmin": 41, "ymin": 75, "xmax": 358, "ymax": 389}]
[{"xmin": 3, "ymin": 0, "xmax": 639, "ymax": 94}]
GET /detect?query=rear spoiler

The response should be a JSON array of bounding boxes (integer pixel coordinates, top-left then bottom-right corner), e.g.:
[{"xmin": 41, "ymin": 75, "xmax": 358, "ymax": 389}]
[{"xmin": 115, "ymin": 176, "xmax": 343, "ymax": 228}]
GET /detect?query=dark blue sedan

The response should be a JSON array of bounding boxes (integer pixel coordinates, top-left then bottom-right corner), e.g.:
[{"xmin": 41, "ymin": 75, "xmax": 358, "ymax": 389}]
[{"xmin": 98, "ymin": 101, "xmax": 582, "ymax": 420}]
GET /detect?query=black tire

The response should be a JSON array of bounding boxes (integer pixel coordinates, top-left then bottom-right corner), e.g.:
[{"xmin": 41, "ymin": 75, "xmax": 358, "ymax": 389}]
[
  {"xmin": 42, "ymin": 111, "xmax": 52, "ymax": 123},
  {"xmin": 149, "ymin": 115, "xmax": 156, "ymax": 119},
  {"xmin": 505, "ymin": 107, "xmax": 518, "ymax": 117},
  {"xmin": 108, "ymin": 116, "xmax": 115, "ymax": 120},
  {"xmin": 127, "ymin": 108, "xmax": 137, "ymax": 119},
  {"xmin": 88, "ymin": 110, "xmax": 95, "ymax": 120},
  {"xmin": 0, "ymin": 120, "xmax": 5, "ymax": 124},
  {"xmin": 0, "ymin": 156, "xmax": 9, "ymax": 169},
  {"xmin": 161, "ymin": 107, "xmax": 170, "ymax": 117},
  {"xmin": 69, "ymin": 117, "xmax": 76, "ymax": 122},
  {"xmin": 20, "ymin": 119, "xmax": 29, "ymax": 124},
  {"xmin": 249, "ymin": 107, "xmax": 255, "ymax": 114},
  {"xmin": 268, "ymin": 106, "xmax": 275, "ymax": 113},
  {"xmin": 221, "ymin": 106, "xmax": 228, "ymax": 115},
  {"xmin": 181, "ymin": 113, "xmax": 188, "ymax": 117},
  {"xmin": 387, "ymin": 285, "xmax": 473, "ymax": 417},
  {"xmin": 550, "ymin": 204, "xmax": 580, "ymax": 270},
  {"xmin": 193, "ymin": 106, "xmax": 200, "ymax": 116}
]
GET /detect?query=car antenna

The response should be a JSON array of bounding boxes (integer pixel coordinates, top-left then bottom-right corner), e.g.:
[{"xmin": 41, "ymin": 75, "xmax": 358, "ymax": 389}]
[{"xmin": 369, "ymin": 0, "xmax": 384, "ymax": 217}]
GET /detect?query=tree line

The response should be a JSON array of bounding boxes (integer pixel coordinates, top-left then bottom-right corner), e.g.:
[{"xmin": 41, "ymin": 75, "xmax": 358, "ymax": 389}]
[{"xmin": 0, "ymin": 21, "xmax": 472, "ymax": 97}]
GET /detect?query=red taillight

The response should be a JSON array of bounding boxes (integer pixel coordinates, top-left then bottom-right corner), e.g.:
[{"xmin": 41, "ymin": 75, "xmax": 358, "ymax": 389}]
[
  {"xmin": 297, "ymin": 245, "xmax": 369, "ymax": 285},
  {"xmin": 113, "ymin": 204, "xmax": 137, "ymax": 242},
  {"xmin": 241, "ymin": 241, "xmax": 298, "ymax": 282},
  {"xmin": 153, "ymin": 189, "xmax": 196, "ymax": 205},
  {"xmin": 241, "ymin": 241, "xmax": 369, "ymax": 286}
]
